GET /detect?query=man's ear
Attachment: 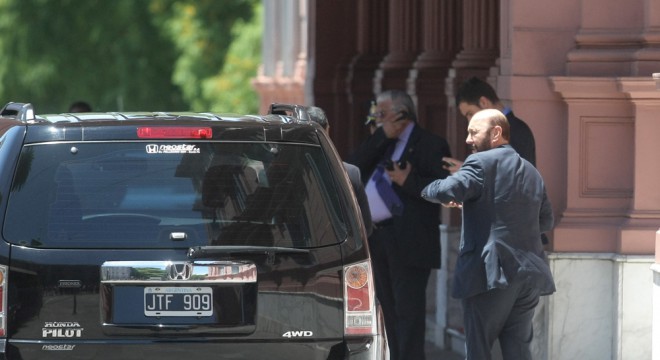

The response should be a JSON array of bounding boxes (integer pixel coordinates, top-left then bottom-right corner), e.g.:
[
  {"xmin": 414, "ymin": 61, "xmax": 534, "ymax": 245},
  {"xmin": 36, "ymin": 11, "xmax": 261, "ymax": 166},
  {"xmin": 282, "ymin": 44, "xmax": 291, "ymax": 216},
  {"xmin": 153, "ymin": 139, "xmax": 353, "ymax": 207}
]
[
  {"xmin": 491, "ymin": 125, "xmax": 503, "ymax": 142},
  {"xmin": 478, "ymin": 96, "xmax": 492, "ymax": 108}
]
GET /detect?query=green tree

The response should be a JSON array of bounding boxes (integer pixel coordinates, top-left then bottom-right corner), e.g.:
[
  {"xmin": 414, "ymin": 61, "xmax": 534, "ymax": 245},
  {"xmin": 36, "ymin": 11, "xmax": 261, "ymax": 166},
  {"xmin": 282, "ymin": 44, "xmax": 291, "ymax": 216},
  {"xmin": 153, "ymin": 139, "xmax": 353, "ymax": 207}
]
[
  {"xmin": 0, "ymin": 0, "xmax": 261, "ymax": 114},
  {"xmin": 205, "ymin": 2, "xmax": 262, "ymax": 114},
  {"xmin": 0, "ymin": 0, "xmax": 185, "ymax": 112},
  {"xmin": 149, "ymin": 0, "xmax": 260, "ymax": 112}
]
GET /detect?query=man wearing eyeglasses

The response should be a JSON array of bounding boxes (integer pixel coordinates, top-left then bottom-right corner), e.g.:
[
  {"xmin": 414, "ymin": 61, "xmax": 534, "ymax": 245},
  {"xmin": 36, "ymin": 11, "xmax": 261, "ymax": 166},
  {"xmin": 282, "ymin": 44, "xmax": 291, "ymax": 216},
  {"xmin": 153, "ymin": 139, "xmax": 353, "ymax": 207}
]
[{"xmin": 348, "ymin": 90, "xmax": 451, "ymax": 360}]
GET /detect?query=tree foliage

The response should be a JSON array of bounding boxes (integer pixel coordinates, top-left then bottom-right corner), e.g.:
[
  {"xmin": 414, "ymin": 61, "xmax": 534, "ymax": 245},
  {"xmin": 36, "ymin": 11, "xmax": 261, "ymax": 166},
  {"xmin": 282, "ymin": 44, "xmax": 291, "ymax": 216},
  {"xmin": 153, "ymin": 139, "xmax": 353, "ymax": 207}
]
[
  {"xmin": 205, "ymin": 3, "xmax": 262, "ymax": 114},
  {"xmin": 0, "ymin": 0, "xmax": 260, "ymax": 113},
  {"xmin": 150, "ymin": 0, "xmax": 261, "ymax": 112}
]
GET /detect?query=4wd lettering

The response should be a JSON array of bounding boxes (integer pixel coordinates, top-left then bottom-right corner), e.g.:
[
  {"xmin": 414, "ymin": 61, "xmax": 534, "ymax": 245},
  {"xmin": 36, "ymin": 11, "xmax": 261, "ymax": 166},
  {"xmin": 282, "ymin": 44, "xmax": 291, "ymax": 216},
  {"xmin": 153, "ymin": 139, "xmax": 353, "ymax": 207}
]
[
  {"xmin": 42, "ymin": 322, "xmax": 84, "ymax": 338},
  {"xmin": 282, "ymin": 331, "xmax": 313, "ymax": 338}
]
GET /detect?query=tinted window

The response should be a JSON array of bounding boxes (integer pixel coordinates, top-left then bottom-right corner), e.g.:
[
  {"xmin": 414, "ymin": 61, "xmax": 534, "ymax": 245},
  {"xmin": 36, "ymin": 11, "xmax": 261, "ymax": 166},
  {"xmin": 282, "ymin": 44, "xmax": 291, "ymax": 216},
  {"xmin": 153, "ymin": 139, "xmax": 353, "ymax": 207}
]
[{"xmin": 4, "ymin": 141, "xmax": 347, "ymax": 248}]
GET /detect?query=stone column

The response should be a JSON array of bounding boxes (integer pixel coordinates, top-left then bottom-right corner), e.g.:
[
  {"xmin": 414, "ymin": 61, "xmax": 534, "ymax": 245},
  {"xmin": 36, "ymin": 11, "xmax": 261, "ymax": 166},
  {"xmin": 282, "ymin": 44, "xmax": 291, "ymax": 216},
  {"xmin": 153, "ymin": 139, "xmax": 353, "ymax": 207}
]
[
  {"xmin": 345, "ymin": 0, "xmax": 389, "ymax": 154},
  {"xmin": 550, "ymin": 75, "xmax": 660, "ymax": 256},
  {"xmin": 566, "ymin": 0, "xmax": 644, "ymax": 76},
  {"xmin": 618, "ymin": 77, "xmax": 660, "ymax": 254},
  {"xmin": 373, "ymin": 0, "xmax": 422, "ymax": 92},
  {"xmin": 550, "ymin": 78, "xmax": 634, "ymax": 253},
  {"xmin": 253, "ymin": 0, "xmax": 306, "ymax": 114},
  {"xmin": 407, "ymin": 0, "xmax": 461, "ymax": 137},
  {"xmin": 634, "ymin": 0, "xmax": 660, "ymax": 75},
  {"xmin": 445, "ymin": 0, "xmax": 500, "ymax": 164},
  {"xmin": 306, "ymin": 0, "xmax": 358, "ymax": 158}
]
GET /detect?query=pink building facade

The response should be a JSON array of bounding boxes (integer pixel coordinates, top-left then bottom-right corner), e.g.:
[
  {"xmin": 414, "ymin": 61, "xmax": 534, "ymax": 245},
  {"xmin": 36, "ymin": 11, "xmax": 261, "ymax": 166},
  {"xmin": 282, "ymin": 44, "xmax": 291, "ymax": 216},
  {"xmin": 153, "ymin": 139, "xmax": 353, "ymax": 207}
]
[{"xmin": 253, "ymin": 1, "xmax": 660, "ymax": 358}]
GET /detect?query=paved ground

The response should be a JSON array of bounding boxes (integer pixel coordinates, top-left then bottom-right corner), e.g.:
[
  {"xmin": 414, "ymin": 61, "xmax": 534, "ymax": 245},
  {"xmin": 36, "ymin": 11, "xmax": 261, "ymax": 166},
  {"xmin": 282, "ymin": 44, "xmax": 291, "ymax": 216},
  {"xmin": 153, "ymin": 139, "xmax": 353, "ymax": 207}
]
[{"xmin": 425, "ymin": 342, "xmax": 463, "ymax": 359}]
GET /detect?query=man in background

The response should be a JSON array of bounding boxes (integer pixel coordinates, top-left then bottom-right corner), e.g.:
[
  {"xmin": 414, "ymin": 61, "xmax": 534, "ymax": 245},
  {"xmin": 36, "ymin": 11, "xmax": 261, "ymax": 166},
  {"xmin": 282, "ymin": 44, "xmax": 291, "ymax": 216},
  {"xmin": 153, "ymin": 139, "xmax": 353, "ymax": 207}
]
[
  {"xmin": 443, "ymin": 76, "xmax": 536, "ymax": 173},
  {"xmin": 307, "ymin": 106, "xmax": 372, "ymax": 236},
  {"xmin": 347, "ymin": 90, "xmax": 451, "ymax": 360},
  {"xmin": 68, "ymin": 101, "xmax": 92, "ymax": 113}
]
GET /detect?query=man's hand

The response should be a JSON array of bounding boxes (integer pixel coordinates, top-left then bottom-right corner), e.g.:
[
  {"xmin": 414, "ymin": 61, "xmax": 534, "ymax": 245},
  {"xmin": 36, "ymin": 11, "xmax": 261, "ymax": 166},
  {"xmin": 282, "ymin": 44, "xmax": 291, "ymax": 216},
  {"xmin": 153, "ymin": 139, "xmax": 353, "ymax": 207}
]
[
  {"xmin": 381, "ymin": 113, "xmax": 408, "ymax": 139},
  {"xmin": 442, "ymin": 156, "xmax": 463, "ymax": 174},
  {"xmin": 386, "ymin": 161, "xmax": 412, "ymax": 186}
]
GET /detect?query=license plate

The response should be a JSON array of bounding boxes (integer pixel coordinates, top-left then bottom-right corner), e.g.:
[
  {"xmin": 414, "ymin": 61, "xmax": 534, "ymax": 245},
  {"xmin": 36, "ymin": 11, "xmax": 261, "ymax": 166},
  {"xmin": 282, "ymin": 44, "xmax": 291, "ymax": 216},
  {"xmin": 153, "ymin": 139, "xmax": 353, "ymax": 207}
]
[{"xmin": 144, "ymin": 287, "xmax": 213, "ymax": 317}]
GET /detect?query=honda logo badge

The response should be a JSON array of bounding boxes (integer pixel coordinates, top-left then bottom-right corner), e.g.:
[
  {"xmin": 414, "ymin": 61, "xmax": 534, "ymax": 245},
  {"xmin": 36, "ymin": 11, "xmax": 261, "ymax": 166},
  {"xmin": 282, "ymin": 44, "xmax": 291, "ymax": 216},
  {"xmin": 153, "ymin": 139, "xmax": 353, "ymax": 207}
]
[
  {"xmin": 167, "ymin": 263, "xmax": 193, "ymax": 280},
  {"xmin": 146, "ymin": 144, "xmax": 159, "ymax": 154}
]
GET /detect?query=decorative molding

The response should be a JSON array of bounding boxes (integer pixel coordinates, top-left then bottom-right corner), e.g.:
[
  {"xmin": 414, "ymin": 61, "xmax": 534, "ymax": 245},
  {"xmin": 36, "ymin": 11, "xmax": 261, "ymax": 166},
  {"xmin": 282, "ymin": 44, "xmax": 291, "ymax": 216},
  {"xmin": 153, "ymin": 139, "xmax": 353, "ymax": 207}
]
[
  {"xmin": 579, "ymin": 116, "xmax": 634, "ymax": 198},
  {"xmin": 560, "ymin": 207, "xmax": 630, "ymax": 219},
  {"xmin": 547, "ymin": 252, "xmax": 653, "ymax": 263},
  {"xmin": 574, "ymin": 31, "xmax": 644, "ymax": 48}
]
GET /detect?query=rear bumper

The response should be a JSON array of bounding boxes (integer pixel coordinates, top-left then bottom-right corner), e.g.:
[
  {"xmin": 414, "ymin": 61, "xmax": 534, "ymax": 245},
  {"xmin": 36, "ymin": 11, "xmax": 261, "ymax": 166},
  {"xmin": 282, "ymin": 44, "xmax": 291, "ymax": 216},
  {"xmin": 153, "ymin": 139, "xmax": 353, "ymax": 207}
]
[
  {"xmin": 1, "ymin": 336, "xmax": 388, "ymax": 360},
  {"xmin": 346, "ymin": 335, "xmax": 389, "ymax": 359}
]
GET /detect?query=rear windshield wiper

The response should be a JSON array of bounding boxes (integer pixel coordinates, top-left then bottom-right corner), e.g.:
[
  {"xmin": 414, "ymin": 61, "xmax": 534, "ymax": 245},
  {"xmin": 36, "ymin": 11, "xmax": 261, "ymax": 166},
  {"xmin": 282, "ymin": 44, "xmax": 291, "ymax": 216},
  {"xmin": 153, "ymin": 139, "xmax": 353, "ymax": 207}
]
[{"xmin": 188, "ymin": 246, "xmax": 310, "ymax": 264}]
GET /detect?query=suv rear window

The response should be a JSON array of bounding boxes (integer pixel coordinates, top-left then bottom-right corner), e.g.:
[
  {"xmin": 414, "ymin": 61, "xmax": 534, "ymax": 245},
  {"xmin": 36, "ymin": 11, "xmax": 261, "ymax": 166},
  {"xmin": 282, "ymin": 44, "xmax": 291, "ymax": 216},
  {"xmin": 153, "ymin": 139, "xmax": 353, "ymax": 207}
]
[{"xmin": 4, "ymin": 141, "xmax": 347, "ymax": 249}]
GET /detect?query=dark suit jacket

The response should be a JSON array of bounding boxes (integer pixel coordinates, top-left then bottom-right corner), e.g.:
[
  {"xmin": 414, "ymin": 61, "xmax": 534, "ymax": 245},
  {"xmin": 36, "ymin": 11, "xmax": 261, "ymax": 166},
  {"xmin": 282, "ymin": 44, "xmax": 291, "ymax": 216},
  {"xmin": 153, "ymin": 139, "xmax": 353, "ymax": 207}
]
[
  {"xmin": 507, "ymin": 111, "xmax": 536, "ymax": 166},
  {"xmin": 343, "ymin": 161, "xmax": 373, "ymax": 236},
  {"xmin": 422, "ymin": 145, "xmax": 555, "ymax": 298},
  {"xmin": 348, "ymin": 124, "xmax": 451, "ymax": 269}
]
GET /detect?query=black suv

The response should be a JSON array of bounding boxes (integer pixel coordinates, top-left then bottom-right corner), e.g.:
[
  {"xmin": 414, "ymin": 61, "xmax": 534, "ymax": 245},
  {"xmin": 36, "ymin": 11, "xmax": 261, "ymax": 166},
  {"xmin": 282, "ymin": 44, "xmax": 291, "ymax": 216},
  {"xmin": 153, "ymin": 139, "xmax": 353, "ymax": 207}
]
[{"xmin": 0, "ymin": 102, "xmax": 387, "ymax": 359}]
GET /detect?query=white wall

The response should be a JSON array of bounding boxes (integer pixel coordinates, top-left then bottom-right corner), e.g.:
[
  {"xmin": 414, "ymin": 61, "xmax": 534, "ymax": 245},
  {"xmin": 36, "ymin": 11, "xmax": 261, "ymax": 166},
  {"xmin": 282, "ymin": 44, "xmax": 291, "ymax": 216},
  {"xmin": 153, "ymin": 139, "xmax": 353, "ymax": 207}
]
[{"xmin": 548, "ymin": 253, "xmax": 653, "ymax": 360}]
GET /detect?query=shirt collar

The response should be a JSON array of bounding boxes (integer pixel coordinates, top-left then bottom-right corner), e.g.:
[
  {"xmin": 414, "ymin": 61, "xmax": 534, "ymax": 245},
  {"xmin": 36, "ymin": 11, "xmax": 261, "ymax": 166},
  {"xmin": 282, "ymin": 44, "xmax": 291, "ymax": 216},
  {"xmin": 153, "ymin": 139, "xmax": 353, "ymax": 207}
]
[{"xmin": 397, "ymin": 121, "xmax": 415, "ymax": 143}]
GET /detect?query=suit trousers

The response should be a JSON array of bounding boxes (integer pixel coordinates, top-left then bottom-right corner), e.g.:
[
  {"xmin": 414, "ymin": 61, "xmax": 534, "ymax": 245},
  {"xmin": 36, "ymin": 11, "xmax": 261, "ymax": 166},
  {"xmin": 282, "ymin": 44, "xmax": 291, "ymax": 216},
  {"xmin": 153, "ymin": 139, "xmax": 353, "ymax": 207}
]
[
  {"xmin": 369, "ymin": 223, "xmax": 431, "ymax": 360},
  {"xmin": 461, "ymin": 277, "xmax": 540, "ymax": 360}
]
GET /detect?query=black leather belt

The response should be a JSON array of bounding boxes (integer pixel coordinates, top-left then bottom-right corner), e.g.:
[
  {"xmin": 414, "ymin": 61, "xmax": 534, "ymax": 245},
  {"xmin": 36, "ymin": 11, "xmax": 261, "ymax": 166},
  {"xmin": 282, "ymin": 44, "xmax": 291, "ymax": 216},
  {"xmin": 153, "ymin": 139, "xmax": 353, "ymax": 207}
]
[{"xmin": 373, "ymin": 218, "xmax": 394, "ymax": 229}]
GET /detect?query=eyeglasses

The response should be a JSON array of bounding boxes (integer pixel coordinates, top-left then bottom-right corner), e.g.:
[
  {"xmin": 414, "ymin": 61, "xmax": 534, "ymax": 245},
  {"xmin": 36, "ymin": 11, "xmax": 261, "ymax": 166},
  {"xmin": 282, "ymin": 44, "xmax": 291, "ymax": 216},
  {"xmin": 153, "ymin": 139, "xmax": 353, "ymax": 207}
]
[{"xmin": 371, "ymin": 108, "xmax": 397, "ymax": 119}]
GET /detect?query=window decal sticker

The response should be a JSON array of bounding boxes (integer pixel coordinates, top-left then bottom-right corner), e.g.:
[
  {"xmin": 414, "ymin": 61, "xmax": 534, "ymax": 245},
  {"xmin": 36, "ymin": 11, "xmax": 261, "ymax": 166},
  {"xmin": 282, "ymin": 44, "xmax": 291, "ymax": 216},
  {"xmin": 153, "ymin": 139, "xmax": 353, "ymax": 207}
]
[{"xmin": 145, "ymin": 144, "xmax": 200, "ymax": 154}]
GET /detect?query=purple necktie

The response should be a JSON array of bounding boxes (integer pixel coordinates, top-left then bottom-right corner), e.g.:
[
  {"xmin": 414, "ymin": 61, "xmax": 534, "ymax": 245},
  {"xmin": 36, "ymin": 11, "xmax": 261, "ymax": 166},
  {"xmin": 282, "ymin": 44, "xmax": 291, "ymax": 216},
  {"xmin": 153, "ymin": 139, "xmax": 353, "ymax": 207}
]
[{"xmin": 371, "ymin": 144, "xmax": 403, "ymax": 216}]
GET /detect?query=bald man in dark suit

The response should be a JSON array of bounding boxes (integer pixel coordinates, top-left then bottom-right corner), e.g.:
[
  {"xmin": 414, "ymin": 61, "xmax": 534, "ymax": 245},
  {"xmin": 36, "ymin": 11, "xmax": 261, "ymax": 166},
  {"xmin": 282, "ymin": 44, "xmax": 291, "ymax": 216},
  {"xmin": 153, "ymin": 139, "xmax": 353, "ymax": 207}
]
[{"xmin": 422, "ymin": 109, "xmax": 555, "ymax": 360}]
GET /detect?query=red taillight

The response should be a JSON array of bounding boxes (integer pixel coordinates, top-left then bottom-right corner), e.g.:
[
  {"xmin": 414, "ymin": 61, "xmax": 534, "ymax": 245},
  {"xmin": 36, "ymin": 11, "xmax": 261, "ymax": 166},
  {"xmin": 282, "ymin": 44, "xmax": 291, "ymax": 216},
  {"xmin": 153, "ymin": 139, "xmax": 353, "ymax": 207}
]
[
  {"xmin": 0, "ymin": 266, "xmax": 6, "ymax": 337},
  {"xmin": 137, "ymin": 127, "xmax": 212, "ymax": 139},
  {"xmin": 344, "ymin": 261, "xmax": 377, "ymax": 335}
]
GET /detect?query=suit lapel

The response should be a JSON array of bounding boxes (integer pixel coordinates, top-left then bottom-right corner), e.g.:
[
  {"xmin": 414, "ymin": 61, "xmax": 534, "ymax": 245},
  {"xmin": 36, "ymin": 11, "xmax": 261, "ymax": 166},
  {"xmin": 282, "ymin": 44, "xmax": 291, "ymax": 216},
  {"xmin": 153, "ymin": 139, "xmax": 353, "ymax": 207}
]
[{"xmin": 398, "ymin": 124, "xmax": 420, "ymax": 163}]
